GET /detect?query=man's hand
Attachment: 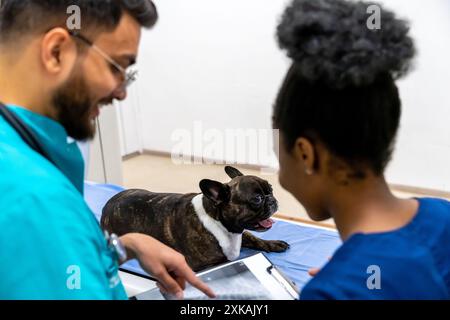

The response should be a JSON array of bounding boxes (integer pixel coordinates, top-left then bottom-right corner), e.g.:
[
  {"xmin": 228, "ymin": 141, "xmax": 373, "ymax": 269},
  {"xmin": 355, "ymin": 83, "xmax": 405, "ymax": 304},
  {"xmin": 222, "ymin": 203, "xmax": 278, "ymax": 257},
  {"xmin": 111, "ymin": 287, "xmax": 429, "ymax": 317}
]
[{"xmin": 120, "ymin": 233, "xmax": 215, "ymax": 299}]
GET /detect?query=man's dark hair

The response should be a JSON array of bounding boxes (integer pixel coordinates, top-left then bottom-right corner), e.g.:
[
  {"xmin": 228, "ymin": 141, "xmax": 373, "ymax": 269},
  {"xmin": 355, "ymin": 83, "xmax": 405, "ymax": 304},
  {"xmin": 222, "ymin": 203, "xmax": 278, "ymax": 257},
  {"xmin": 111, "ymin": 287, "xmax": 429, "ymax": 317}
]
[
  {"xmin": 0, "ymin": 0, "xmax": 158, "ymax": 43},
  {"xmin": 273, "ymin": 0, "xmax": 416, "ymax": 176}
]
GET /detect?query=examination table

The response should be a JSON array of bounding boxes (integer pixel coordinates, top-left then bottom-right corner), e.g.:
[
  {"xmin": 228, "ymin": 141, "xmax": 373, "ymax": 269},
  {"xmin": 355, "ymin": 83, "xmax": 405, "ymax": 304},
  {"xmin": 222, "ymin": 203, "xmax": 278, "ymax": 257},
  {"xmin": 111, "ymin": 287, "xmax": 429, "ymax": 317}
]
[{"xmin": 84, "ymin": 181, "xmax": 342, "ymax": 298}]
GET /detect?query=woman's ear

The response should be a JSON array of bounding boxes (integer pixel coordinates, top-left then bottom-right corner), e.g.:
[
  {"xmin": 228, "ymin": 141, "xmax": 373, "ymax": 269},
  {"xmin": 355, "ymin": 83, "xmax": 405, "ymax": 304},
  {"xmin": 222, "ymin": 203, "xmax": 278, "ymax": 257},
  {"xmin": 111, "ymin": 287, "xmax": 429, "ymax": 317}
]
[
  {"xmin": 40, "ymin": 28, "xmax": 77, "ymax": 80},
  {"xmin": 293, "ymin": 137, "xmax": 316, "ymax": 175}
]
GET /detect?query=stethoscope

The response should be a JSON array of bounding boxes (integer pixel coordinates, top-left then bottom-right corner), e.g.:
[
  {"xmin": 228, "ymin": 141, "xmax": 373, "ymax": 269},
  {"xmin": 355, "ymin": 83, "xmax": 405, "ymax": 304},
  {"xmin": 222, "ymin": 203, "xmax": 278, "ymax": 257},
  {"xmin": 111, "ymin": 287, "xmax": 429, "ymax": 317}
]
[
  {"xmin": 0, "ymin": 102, "xmax": 127, "ymax": 264},
  {"xmin": 0, "ymin": 102, "xmax": 57, "ymax": 167}
]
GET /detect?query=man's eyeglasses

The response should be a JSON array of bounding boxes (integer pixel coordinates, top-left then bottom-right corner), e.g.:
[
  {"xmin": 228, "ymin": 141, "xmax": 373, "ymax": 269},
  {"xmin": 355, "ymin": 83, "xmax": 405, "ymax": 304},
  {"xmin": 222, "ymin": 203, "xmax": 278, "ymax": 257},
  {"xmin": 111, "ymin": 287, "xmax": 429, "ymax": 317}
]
[{"xmin": 68, "ymin": 30, "xmax": 138, "ymax": 88}]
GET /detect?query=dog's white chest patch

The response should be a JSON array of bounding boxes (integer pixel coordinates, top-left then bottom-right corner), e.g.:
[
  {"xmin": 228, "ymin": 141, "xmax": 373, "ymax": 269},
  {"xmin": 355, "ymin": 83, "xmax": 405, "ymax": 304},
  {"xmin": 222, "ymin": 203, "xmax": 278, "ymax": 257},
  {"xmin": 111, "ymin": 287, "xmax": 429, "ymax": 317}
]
[{"xmin": 191, "ymin": 194, "xmax": 242, "ymax": 261}]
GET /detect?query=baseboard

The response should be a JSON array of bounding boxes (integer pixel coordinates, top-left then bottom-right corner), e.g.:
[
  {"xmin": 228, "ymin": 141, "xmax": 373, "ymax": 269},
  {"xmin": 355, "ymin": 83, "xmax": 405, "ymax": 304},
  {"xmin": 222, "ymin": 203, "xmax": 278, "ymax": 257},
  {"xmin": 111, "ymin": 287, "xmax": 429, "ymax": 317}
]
[
  {"xmin": 140, "ymin": 149, "xmax": 269, "ymax": 171},
  {"xmin": 123, "ymin": 150, "xmax": 450, "ymax": 199},
  {"xmin": 122, "ymin": 151, "xmax": 142, "ymax": 161}
]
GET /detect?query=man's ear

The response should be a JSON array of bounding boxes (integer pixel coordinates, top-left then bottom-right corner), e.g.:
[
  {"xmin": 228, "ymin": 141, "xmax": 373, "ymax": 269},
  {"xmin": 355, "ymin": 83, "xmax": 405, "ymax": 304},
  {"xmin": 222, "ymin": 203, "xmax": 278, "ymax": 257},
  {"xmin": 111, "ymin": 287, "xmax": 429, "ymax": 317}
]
[
  {"xmin": 293, "ymin": 137, "xmax": 316, "ymax": 174},
  {"xmin": 199, "ymin": 179, "xmax": 230, "ymax": 205},
  {"xmin": 40, "ymin": 28, "xmax": 77, "ymax": 79},
  {"xmin": 225, "ymin": 166, "xmax": 244, "ymax": 179}
]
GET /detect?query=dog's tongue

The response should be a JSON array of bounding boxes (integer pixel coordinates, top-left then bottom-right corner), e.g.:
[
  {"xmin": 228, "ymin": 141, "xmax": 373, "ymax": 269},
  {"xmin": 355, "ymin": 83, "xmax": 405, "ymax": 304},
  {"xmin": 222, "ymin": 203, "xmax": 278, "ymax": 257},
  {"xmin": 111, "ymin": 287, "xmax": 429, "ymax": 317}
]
[{"xmin": 259, "ymin": 218, "xmax": 274, "ymax": 229}]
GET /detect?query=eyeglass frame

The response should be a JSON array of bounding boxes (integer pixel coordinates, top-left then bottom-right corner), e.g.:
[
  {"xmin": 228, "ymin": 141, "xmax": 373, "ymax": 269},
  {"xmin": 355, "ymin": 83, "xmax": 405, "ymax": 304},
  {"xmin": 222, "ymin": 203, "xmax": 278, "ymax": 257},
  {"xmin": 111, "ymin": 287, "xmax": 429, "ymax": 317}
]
[{"xmin": 68, "ymin": 30, "xmax": 138, "ymax": 88}]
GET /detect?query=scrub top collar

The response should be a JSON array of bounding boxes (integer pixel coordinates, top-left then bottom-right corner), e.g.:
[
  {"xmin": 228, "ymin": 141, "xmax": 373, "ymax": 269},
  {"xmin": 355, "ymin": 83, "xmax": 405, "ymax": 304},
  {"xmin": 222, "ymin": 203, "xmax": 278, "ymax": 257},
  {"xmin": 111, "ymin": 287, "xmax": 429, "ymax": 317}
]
[{"xmin": 7, "ymin": 105, "xmax": 85, "ymax": 194}]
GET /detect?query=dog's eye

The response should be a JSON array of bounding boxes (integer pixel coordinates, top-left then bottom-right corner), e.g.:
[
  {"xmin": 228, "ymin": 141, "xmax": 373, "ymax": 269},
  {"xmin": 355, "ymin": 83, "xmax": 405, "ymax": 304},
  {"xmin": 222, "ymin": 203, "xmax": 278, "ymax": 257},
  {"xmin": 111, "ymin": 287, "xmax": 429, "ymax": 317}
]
[{"xmin": 250, "ymin": 195, "xmax": 264, "ymax": 206}]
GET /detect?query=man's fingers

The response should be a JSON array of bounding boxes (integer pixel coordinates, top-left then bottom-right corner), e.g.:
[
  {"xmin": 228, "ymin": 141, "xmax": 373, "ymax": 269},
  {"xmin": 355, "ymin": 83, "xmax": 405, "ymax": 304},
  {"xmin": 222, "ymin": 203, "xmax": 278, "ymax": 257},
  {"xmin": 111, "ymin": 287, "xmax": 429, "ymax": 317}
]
[
  {"xmin": 156, "ymin": 282, "xmax": 168, "ymax": 294},
  {"xmin": 157, "ymin": 282, "xmax": 168, "ymax": 293},
  {"xmin": 178, "ymin": 264, "xmax": 216, "ymax": 298},
  {"xmin": 156, "ymin": 270, "xmax": 184, "ymax": 299},
  {"xmin": 174, "ymin": 275, "xmax": 186, "ymax": 291}
]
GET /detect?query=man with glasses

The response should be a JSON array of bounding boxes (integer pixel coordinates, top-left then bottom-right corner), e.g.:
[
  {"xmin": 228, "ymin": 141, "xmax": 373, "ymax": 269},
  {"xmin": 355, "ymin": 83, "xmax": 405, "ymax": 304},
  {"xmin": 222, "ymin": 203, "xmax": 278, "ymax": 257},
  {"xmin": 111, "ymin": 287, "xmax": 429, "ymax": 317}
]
[
  {"xmin": 0, "ymin": 0, "xmax": 214, "ymax": 299},
  {"xmin": 68, "ymin": 30, "xmax": 139, "ymax": 96}
]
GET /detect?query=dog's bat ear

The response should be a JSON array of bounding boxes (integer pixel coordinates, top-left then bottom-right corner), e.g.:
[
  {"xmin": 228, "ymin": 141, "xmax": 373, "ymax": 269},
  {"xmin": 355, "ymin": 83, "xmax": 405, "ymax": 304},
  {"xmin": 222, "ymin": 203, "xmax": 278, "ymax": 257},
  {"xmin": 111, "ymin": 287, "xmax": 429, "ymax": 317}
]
[
  {"xmin": 200, "ymin": 179, "xmax": 230, "ymax": 205},
  {"xmin": 225, "ymin": 166, "xmax": 244, "ymax": 179}
]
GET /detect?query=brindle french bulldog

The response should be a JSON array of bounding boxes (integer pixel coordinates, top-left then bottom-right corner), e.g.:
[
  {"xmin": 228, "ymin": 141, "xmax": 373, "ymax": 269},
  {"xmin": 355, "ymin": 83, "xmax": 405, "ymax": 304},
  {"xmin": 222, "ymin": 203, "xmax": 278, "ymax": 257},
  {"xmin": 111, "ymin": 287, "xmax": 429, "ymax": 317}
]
[{"xmin": 101, "ymin": 166, "xmax": 289, "ymax": 271}]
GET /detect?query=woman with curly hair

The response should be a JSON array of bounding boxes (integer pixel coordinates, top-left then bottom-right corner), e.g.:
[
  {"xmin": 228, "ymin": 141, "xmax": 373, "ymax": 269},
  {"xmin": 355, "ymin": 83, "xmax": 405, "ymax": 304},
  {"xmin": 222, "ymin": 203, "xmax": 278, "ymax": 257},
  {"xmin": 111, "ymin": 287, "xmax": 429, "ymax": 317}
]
[{"xmin": 273, "ymin": 0, "xmax": 450, "ymax": 299}]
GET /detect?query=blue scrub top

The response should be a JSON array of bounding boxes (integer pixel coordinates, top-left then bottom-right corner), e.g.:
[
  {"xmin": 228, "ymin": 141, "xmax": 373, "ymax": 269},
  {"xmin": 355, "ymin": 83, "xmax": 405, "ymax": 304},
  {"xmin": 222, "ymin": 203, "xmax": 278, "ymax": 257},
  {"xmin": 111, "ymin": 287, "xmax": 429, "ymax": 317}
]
[
  {"xmin": 0, "ymin": 105, "xmax": 127, "ymax": 300},
  {"xmin": 301, "ymin": 197, "xmax": 450, "ymax": 300}
]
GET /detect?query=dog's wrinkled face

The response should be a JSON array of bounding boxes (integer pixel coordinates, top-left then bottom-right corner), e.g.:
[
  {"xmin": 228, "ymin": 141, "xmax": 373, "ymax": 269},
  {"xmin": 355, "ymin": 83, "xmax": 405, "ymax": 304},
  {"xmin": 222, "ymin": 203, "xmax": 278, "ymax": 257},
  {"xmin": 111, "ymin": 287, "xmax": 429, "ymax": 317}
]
[{"xmin": 199, "ymin": 166, "xmax": 278, "ymax": 233}]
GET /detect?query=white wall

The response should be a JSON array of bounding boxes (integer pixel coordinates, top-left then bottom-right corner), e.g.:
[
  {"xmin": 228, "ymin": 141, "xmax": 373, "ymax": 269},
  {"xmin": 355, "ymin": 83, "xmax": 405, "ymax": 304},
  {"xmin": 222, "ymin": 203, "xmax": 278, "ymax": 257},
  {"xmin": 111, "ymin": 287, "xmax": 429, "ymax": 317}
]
[
  {"xmin": 379, "ymin": 0, "xmax": 450, "ymax": 191},
  {"xmin": 119, "ymin": 0, "xmax": 450, "ymax": 192},
  {"xmin": 130, "ymin": 0, "xmax": 290, "ymax": 166},
  {"xmin": 114, "ymin": 79, "xmax": 148, "ymax": 157},
  {"xmin": 85, "ymin": 109, "xmax": 124, "ymax": 185}
]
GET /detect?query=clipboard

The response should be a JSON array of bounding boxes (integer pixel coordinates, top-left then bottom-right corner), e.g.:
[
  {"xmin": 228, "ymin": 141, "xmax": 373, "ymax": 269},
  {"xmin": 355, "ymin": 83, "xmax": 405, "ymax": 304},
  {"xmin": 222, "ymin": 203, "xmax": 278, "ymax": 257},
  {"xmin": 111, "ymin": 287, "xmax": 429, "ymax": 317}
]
[
  {"xmin": 266, "ymin": 264, "xmax": 300, "ymax": 299},
  {"xmin": 134, "ymin": 253, "xmax": 300, "ymax": 300}
]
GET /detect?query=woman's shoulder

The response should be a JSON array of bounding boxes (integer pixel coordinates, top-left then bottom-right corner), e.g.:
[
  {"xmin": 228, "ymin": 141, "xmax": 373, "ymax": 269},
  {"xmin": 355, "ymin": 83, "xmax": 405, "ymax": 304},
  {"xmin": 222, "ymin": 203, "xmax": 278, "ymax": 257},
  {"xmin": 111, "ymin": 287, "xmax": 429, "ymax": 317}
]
[
  {"xmin": 301, "ymin": 238, "xmax": 448, "ymax": 299},
  {"xmin": 417, "ymin": 197, "xmax": 450, "ymax": 220},
  {"xmin": 300, "ymin": 203, "xmax": 450, "ymax": 300},
  {"xmin": 333, "ymin": 197, "xmax": 450, "ymax": 259}
]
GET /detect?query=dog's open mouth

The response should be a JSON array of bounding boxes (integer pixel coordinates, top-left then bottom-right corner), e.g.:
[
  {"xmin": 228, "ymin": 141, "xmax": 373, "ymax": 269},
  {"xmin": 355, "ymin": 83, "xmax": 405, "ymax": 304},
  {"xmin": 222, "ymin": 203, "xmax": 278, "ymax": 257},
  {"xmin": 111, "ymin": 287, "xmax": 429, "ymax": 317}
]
[{"xmin": 253, "ymin": 218, "xmax": 275, "ymax": 232}]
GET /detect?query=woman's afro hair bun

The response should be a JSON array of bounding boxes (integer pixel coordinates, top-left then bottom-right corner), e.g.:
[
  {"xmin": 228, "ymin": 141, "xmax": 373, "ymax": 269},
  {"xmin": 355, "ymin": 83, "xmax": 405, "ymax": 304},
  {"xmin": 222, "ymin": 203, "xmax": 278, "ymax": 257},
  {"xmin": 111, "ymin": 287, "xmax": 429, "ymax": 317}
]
[{"xmin": 277, "ymin": 0, "xmax": 416, "ymax": 88}]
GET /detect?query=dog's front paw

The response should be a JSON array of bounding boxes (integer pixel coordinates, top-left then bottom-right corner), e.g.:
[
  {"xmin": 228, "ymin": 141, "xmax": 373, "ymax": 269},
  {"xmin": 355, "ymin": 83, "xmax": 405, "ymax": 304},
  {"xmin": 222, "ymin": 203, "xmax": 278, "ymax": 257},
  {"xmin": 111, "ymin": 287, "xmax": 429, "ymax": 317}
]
[{"xmin": 262, "ymin": 240, "xmax": 290, "ymax": 253}]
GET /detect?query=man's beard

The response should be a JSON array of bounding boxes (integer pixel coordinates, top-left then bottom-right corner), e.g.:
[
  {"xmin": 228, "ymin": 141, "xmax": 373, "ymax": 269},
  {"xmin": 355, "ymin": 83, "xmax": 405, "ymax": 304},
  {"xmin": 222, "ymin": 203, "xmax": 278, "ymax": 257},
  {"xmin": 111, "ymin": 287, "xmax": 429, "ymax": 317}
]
[{"xmin": 52, "ymin": 72, "xmax": 97, "ymax": 141}]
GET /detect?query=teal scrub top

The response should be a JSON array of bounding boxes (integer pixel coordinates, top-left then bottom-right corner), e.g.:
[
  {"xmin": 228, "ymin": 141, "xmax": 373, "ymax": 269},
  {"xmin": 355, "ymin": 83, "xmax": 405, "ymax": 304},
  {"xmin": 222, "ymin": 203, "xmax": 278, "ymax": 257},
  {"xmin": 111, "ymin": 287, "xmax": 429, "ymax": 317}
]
[{"xmin": 0, "ymin": 105, "xmax": 128, "ymax": 300}]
